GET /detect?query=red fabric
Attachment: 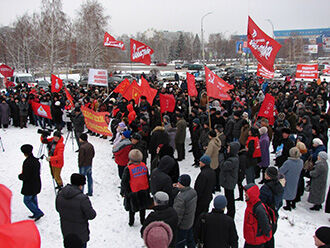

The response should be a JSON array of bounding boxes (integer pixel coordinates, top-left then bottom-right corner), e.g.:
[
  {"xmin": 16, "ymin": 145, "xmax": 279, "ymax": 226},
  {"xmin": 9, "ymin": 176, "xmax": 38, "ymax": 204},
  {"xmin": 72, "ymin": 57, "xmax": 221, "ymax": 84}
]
[
  {"xmin": 4, "ymin": 78, "xmax": 15, "ymax": 88},
  {"xmin": 64, "ymin": 87, "xmax": 74, "ymax": 107},
  {"xmin": 295, "ymin": 64, "xmax": 319, "ymax": 79},
  {"xmin": 113, "ymin": 79, "xmax": 130, "ymax": 94},
  {"xmin": 128, "ymin": 162, "xmax": 149, "ymax": 193},
  {"xmin": 205, "ymin": 66, "xmax": 232, "ymax": 100},
  {"xmin": 247, "ymin": 16, "xmax": 281, "ymax": 72},
  {"xmin": 51, "ymin": 74, "xmax": 63, "ymax": 93},
  {"xmin": 0, "ymin": 64, "xmax": 14, "ymax": 78},
  {"xmin": 257, "ymin": 63, "xmax": 274, "ymax": 79},
  {"xmin": 112, "ymin": 107, "xmax": 120, "ymax": 118},
  {"xmin": 122, "ymin": 80, "xmax": 142, "ymax": 103},
  {"xmin": 159, "ymin": 94, "xmax": 175, "ymax": 113},
  {"xmin": 104, "ymin": 32, "xmax": 125, "ymax": 50},
  {"xmin": 0, "ymin": 184, "xmax": 12, "ymax": 225},
  {"xmin": 244, "ymin": 185, "xmax": 272, "ymax": 245},
  {"xmin": 31, "ymin": 102, "xmax": 52, "ymax": 120},
  {"xmin": 257, "ymin": 93, "xmax": 275, "ymax": 125},
  {"xmin": 186, "ymin": 72, "xmax": 198, "ymax": 97},
  {"xmin": 130, "ymin": 39, "xmax": 154, "ymax": 65},
  {"xmin": 41, "ymin": 136, "xmax": 65, "ymax": 168},
  {"xmin": 246, "ymin": 136, "xmax": 261, "ymax": 158},
  {"xmin": 141, "ymin": 77, "xmax": 157, "ymax": 105},
  {"xmin": 114, "ymin": 144, "xmax": 132, "ymax": 166},
  {"xmin": 127, "ymin": 104, "xmax": 136, "ymax": 124}
]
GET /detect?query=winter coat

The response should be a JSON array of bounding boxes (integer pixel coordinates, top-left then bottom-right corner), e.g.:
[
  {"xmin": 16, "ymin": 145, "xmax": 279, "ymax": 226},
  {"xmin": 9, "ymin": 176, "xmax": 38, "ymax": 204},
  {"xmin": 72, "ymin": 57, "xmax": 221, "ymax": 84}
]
[
  {"xmin": 18, "ymin": 155, "xmax": 41, "ymax": 196},
  {"xmin": 166, "ymin": 127, "xmax": 177, "ymax": 150},
  {"xmin": 301, "ymin": 116, "xmax": 313, "ymax": 148},
  {"xmin": 42, "ymin": 136, "xmax": 65, "ymax": 168},
  {"xmin": 205, "ymin": 136, "xmax": 221, "ymax": 170},
  {"xmin": 173, "ymin": 186, "xmax": 197, "ymax": 230},
  {"xmin": 258, "ymin": 133, "xmax": 270, "ymax": 168},
  {"xmin": 71, "ymin": 112, "xmax": 85, "ymax": 133},
  {"xmin": 286, "ymin": 112, "xmax": 297, "ymax": 132},
  {"xmin": 311, "ymin": 145, "xmax": 327, "ymax": 162},
  {"xmin": 175, "ymin": 118, "xmax": 187, "ymax": 144},
  {"xmin": 149, "ymin": 126, "xmax": 169, "ymax": 156},
  {"xmin": 78, "ymin": 141, "xmax": 95, "ymax": 167},
  {"xmin": 259, "ymin": 179, "xmax": 284, "ymax": 211},
  {"xmin": 196, "ymin": 209, "xmax": 238, "ymax": 248},
  {"xmin": 239, "ymin": 125, "xmax": 250, "ymax": 146},
  {"xmin": 127, "ymin": 104, "xmax": 136, "ymax": 125},
  {"xmin": 279, "ymin": 158, "xmax": 303, "ymax": 200},
  {"xmin": 52, "ymin": 105, "xmax": 63, "ymax": 124},
  {"xmin": 132, "ymin": 140, "xmax": 148, "ymax": 163},
  {"xmin": 191, "ymin": 124, "xmax": 202, "ymax": 147},
  {"xmin": 224, "ymin": 118, "xmax": 235, "ymax": 142},
  {"xmin": 141, "ymin": 205, "xmax": 178, "ymax": 248},
  {"xmin": 199, "ymin": 127, "xmax": 210, "ymax": 150},
  {"xmin": 275, "ymin": 138, "xmax": 295, "ymax": 168},
  {"xmin": 0, "ymin": 102, "xmax": 10, "ymax": 125},
  {"xmin": 56, "ymin": 184, "xmax": 96, "ymax": 243},
  {"xmin": 232, "ymin": 118, "xmax": 243, "ymax": 140},
  {"xmin": 243, "ymin": 184, "xmax": 272, "ymax": 246},
  {"xmin": 219, "ymin": 142, "xmax": 240, "ymax": 190},
  {"xmin": 308, "ymin": 159, "xmax": 329, "ymax": 205},
  {"xmin": 113, "ymin": 138, "xmax": 132, "ymax": 166},
  {"xmin": 18, "ymin": 101, "xmax": 29, "ymax": 117}
]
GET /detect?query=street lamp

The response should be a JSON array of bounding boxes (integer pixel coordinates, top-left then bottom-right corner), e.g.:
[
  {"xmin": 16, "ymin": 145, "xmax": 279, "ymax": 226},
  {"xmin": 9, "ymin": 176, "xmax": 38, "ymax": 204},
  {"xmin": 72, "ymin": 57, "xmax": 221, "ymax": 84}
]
[
  {"xmin": 265, "ymin": 19, "xmax": 275, "ymax": 38},
  {"xmin": 201, "ymin": 12, "xmax": 212, "ymax": 64}
]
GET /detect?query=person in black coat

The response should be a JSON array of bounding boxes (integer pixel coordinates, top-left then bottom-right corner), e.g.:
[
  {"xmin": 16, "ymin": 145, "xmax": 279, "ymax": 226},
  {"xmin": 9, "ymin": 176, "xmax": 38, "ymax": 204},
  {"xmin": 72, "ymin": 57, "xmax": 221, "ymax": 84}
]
[
  {"xmin": 191, "ymin": 118, "xmax": 202, "ymax": 167},
  {"xmin": 141, "ymin": 191, "xmax": 178, "ymax": 248},
  {"xmin": 149, "ymin": 126, "xmax": 169, "ymax": 162},
  {"xmin": 9, "ymin": 97, "xmax": 20, "ymax": 127},
  {"xmin": 131, "ymin": 133, "xmax": 148, "ymax": 163},
  {"xmin": 52, "ymin": 101, "xmax": 63, "ymax": 131},
  {"xmin": 275, "ymin": 128, "xmax": 295, "ymax": 168},
  {"xmin": 196, "ymin": 195, "xmax": 238, "ymax": 248},
  {"xmin": 18, "ymin": 144, "xmax": 44, "ymax": 220}
]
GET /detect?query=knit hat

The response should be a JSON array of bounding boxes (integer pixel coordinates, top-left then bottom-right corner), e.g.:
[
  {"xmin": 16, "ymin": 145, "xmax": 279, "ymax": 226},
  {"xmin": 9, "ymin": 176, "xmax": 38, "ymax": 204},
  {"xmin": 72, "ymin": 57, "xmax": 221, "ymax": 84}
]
[
  {"xmin": 79, "ymin": 133, "xmax": 88, "ymax": 141},
  {"xmin": 131, "ymin": 132, "xmax": 142, "ymax": 141},
  {"xmin": 259, "ymin": 126, "xmax": 268, "ymax": 135},
  {"xmin": 53, "ymin": 130, "xmax": 62, "ymax": 137},
  {"xmin": 266, "ymin": 166, "xmax": 278, "ymax": 180},
  {"xmin": 200, "ymin": 154, "xmax": 211, "ymax": 166},
  {"xmin": 154, "ymin": 191, "xmax": 169, "ymax": 205},
  {"xmin": 178, "ymin": 174, "xmax": 191, "ymax": 187},
  {"xmin": 278, "ymin": 112, "xmax": 285, "ymax": 120},
  {"xmin": 315, "ymin": 226, "xmax": 330, "ymax": 245},
  {"xmin": 213, "ymin": 195, "xmax": 227, "ymax": 210},
  {"xmin": 128, "ymin": 149, "xmax": 143, "ymax": 163},
  {"xmin": 143, "ymin": 221, "xmax": 173, "ymax": 248},
  {"xmin": 209, "ymin": 130, "xmax": 217, "ymax": 138},
  {"xmin": 20, "ymin": 144, "xmax": 33, "ymax": 154},
  {"xmin": 282, "ymin": 128, "xmax": 291, "ymax": 135},
  {"xmin": 289, "ymin": 147, "xmax": 301, "ymax": 159},
  {"xmin": 159, "ymin": 144, "xmax": 174, "ymax": 158},
  {"xmin": 70, "ymin": 173, "xmax": 86, "ymax": 186},
  {"xmin": 313, "ymin": 138, "xmax": 323, "ymax": 146},
  {"xmin": 233, "ymin": 111, "xmax": 241, "ymax": 117},
  {"xmin": 64, "ymin": 234, "xmax": 83, "ymax": 248},
  {"xmin": 318, "ymin": 151, "xmax": 328, "ymax": 161},
  {"xmin": 193, "ymin": 118, "xmax": 200, "ymax": 125},
  {"xmin": 122, "ymin": 130, "xmax": 132, "ymax": 138}
]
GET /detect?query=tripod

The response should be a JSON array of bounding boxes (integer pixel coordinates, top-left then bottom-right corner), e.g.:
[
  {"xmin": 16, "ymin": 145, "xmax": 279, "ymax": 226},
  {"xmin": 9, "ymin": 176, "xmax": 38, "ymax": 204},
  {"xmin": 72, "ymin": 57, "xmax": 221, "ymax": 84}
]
[
  {"xmin": 65, "ymin": 130, "xmax": 75, "ymax": 151},
  {"xmin": 0, "ymin": 135, "xmax": 4, "ymax": 152}
]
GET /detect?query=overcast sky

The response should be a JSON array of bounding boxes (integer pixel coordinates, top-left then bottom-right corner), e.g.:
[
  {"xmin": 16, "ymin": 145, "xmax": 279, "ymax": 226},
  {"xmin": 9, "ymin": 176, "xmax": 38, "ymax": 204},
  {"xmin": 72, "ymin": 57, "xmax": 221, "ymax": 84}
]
[{"xmin": 1, "ymin": 0, "xmax": 329, "ymax": 39}]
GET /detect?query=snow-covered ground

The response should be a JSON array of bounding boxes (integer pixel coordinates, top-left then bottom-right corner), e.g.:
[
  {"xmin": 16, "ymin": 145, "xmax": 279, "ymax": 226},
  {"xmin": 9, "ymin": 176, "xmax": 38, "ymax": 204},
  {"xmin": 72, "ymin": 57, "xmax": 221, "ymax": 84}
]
[{"xmin": 0, "ymin": 126, "xmax": 329, "ymax": 247}]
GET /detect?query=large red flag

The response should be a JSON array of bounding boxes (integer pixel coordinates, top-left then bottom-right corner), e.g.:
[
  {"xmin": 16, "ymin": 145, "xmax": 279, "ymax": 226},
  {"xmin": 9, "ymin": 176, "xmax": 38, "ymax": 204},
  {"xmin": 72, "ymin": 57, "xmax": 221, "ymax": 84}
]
[
  {"xmin": 0, "ymin": 184, "xmax": 12, "ymax": 225},
  {"xmin": 64, "ymin": 87, "xmax": 74, "ymax": 107},
  {"xmin": 31, "ymin": 102, "xmax": 52, "ymax": 119},
  {"xmin": 159, "ymin": 94, "xmax": 176, "ymax": 113},
  {"xmin": 296, "ymin": 64, "xmax": 319, "ymax": 79},
  {"xmin": 205, "ymin": 66, "xmax": 232, "ymax": 100},
  {"xmin": 51, "ymin": 74, "xmax": 63, "ymax": 93},
  {"xmin": 258, "ymin": 93, "xmax": 275, "ymax": 125},
  {"xmin": 186, "ymin": 72, "xmax": 198, "ymax": 97},
  {"xmin": 247, "ymin": 16, "xmax": 281, "ymax": 72},
  {"xmin": 0, "ymin": 64, "xmax": 14, "ymax": 78},
  {"xmin": 257, "ymin": 63, "xmax": 274, "ymax": 79},
  {"xmin": 104, "ymin": 32, "xmax": 125, "ymax": 50},
  {"xmin": 140, "ymin": 77, "xmax": 157, "ymax": 105},
  {"xmin": 122, "ymin": 80, "xmax": 142, "ymax": 103},
  {"xmin": 130, "ymin": 39, "xmax": 154, "ymax": 65},
  {"xmin": 0, "ymin": 220, "xmax": 41, "ymax": 248},
  {"xmin": 113, "ymin": 79, "xmax": 130, "ymax": 94}
]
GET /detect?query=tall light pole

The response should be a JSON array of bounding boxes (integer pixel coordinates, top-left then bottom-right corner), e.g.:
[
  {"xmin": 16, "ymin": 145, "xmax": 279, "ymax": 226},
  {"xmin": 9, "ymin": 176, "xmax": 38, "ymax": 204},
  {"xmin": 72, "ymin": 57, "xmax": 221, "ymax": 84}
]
[
  {"xmin": 201, "ymin": 12, "xmax": 212, "ymax": 64},
  {"xmin": 265, "ymin": 19, "xmax": 275, "ymax": 38}
]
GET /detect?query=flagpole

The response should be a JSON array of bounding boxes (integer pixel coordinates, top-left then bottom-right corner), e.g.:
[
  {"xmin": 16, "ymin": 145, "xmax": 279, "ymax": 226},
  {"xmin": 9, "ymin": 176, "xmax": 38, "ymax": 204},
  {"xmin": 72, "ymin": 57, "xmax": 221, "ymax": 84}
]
[
  {"xmin": 207, "ymin": 95, "xmax": 211, "ymax": 130},
  {"xmin": 188, "ymin": 95, "xmax": 192, "ymax": 115}
]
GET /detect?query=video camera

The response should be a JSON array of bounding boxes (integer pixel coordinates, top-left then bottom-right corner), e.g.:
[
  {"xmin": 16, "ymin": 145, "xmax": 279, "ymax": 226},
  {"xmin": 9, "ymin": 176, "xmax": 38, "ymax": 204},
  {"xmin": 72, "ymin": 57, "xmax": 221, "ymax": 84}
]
[{"xmin": 37, "ymin": 128, "xmax": 53, "ymax": 138}]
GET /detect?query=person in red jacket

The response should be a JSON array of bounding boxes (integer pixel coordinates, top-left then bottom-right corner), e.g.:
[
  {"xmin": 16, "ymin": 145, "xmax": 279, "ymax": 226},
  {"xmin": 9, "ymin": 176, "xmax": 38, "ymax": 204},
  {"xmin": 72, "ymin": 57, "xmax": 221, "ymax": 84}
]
[
  {"xmin": 113, "ymin": 130, "xmax": 132, "ymax": 179},
  {"xmin": 41, "ymin": 130, "xmax": 65, "ymax": 189},
  {"xmin": 245, "ymin": 127, "xmax": 261, "ymax": 184},
  {"xmin": 243, "ymin": 183, "xmax": 272, "ymax": 248},
  {"xmin": 127, "ymin": 103, "xmax": 136, "ymax": 125}
]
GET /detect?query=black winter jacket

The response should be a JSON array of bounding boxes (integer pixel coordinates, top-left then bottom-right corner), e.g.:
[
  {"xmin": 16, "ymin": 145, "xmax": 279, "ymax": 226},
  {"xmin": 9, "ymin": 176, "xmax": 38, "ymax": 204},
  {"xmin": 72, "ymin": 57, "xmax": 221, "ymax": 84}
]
[{"xmin": 18, "ymin": 155, "xmax": 41, "ymax": 196}]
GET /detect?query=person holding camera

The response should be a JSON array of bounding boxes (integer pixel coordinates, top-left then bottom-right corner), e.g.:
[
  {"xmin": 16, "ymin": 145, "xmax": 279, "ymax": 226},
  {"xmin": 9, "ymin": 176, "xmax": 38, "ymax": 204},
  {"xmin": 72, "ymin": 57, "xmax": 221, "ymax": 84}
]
[{"xmin": 41, "ymin": 130, "xmax": 65, "ymax": 190}]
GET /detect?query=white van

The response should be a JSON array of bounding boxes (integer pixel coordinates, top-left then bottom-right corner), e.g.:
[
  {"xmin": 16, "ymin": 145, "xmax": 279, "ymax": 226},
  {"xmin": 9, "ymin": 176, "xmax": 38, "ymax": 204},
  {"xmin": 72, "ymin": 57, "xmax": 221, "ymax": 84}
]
[{"xmin": 9, "ymin": 73, "xmax": 37, "ymax": 87}]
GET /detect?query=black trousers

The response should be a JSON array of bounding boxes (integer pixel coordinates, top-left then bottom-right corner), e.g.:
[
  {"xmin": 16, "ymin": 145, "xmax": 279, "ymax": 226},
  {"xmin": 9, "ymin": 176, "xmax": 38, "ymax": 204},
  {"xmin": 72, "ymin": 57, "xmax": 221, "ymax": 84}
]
[
  {"xmin": 129, "ymin": 209, "xmax": 146, "ymax": 224},
  {"xmin": 244, "ymin": 243, "xmax": 264, "ymax": 248},
  {"xmin": 192, "ymin": 144, "xmax": 201, "ymax": 164},
  {"xmin": 175, "ymin": 142, "xmax": 185, "ymax": 160},
  {"xmin": 225, "ymin": 188, "xmax": 235, "ymax": 219},
  {"xmin": 118, "ymin": 165, "xmax": 126, "ymax": 179}
]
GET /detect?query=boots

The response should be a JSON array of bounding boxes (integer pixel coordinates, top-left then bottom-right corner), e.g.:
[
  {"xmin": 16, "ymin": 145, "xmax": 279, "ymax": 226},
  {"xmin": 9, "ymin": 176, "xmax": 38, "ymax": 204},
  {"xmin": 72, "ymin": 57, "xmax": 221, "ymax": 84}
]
[
  {"xmin": 129, "ymin": 211, "xmax": 135, "ymax": 226},
  {"xmin": 310, "ymin": 205, "xmax": 322, "ymax": 211},
  {"xmin": 235, "ymin": 185, "xmax": 244, "ymax": 201},
  {"xmin": 283, "ymin": 200, "xmax": 292, "ymax": 211},
  {"xmin": 140, "ymin": 210, "xmax": 146, "ymax": 225}
]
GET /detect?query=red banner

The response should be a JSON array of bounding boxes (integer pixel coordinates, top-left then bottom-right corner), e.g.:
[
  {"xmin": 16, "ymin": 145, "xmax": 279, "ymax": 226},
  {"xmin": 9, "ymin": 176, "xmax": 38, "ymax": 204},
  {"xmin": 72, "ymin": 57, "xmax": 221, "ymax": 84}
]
[
  {"xmin": 64, "ymin": 87, "xmax": 74, "ymax": 107},
  {"xmin": 322, "ymin": 65, "xmax": 330, "ymax": 75},
  {"xmin": 31, "ymin": 102, "xmax": 52, "ymax": 119},
  {"xmin": 51, "ymin": 74, "xmax": 63, "ymax": 93},
  {"xmin": 0, "ymin": 64, "xmax": 14, "ymax": 78},
  {"xmin": 159, "ymin": 94, "xmax": 175, "ymax": 113},
  {"xmin": 81, "ymin": 106, "xmax": 112, "ymax": 136},
  {"xmin": 247, "ymin": 16, "xmax": 281, "ymax": 72},
  {"xmin": 186, "ymin": 72, "xmax": 198, "ymax": 97},
  {"xmin": 104, "ymin": 32, "xmax": 125, "ymax": 50},
  {"xmin": 113, "ymin": 79, "xmax": 130, "ymax": 94},
  {"xmin": 205, "ymin": 66, "xmax": 232, "ymax": 100},
  {"xmin": 296, "ymin": 64, "xmax": 319, "ymax": 79},
  {"xmin": 257, "ymin": 63, "xmax": 274, "ymax": 79},
  {"xmin": 0, "ymin": 184, "xmax": 12, "ymax": 225},
  {"xmin": 258, "ymin": 93, "xmax": 275, "ymax": 125},
  {"xmin": 122, "ymin": 80, "xmax": 142, "ymax": 103},
  {"xmin": 141, "ymin": 77, "xmax": 157, "ymax": 105},
  {"xmin": 130, "ymin": 39, "xmax": 154, "ymax": 65}
]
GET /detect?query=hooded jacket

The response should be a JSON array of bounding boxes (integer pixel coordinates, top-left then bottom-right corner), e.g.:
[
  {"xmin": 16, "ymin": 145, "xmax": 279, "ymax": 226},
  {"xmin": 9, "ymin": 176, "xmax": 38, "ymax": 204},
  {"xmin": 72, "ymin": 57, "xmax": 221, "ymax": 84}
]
[
  {"xmin": 205, "ymin": 136, "xmax": 221, "ymax": 170},
  {"xmin": 42, "ymin": 136, "xmax": 65, "ymax": 168},
  {"xmin": 127, "ymin": 104, "xmax": 136, "ymax": 125}
]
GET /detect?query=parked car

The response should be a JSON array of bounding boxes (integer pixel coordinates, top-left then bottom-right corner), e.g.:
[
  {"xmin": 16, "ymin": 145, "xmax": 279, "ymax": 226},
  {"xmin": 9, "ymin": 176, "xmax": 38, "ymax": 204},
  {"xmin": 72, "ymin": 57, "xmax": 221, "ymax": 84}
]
[
  {"xmin": 188, "ymin": 64, "xmax": 203, "ymax": 70},
  {"xmin": 63, "ymin": 79, "xmax": 77, "ymax": 85},
  {"xmin": 159, "ymin": 72, "xmax": 177, "ymax": 81},
  {"xmin": 156, "ymin": 62, "xmax": 167, "ymax": 66},
  {"xmin": 78, "ymin": 75, "xmax": 88, "ymax": 86},
  {"xmin": 175, "ymin": 64, "xmax": 182, "ymax": 69},
  {"xmin": 36, "ymin": 80, "xmax": 50, "ymax": 90}
]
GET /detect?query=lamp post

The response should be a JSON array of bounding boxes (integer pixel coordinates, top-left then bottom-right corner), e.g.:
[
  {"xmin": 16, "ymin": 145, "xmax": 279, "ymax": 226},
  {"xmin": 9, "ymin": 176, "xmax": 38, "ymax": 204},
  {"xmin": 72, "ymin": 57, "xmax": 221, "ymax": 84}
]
[
  {"xmin": 201, "ymin": 12, "xmax": 212, "ymax": 64},
  {"xmin": 265, "ymin": 19, "xmax": 275, "ymax": 38}
]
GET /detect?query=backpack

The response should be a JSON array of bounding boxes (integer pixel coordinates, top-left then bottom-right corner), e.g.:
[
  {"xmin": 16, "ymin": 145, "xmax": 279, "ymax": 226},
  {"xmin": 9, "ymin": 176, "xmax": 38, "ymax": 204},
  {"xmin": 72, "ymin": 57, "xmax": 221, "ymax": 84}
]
[{"xmin": 253, "ymin": 201, "xmax": 278, "ymax": 235}]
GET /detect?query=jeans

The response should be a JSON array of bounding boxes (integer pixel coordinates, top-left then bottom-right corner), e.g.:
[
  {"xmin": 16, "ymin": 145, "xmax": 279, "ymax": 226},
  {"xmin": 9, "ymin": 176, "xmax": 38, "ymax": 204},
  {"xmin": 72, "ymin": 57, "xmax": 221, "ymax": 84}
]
[
  {"xmin": 23, "ymin": 195, "xmax": 44, "ymax": 217},
  {"xmin": 176, "ymin": 228, "xmax": 195, "ymax": 248},
  {"xmin": 79, "ymin": 166, "xmax": 93, "ymax": 195},
  {"xmin": 246, "ymin": 167, "xmax": 255, "ymax": 184}
]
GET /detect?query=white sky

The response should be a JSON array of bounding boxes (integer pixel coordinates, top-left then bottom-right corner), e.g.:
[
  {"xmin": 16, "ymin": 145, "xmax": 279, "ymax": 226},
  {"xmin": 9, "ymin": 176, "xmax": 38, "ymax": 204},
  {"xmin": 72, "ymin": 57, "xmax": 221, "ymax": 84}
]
[{"xmin": 0, "ymin": 0, "xmax": 329, "ymax": 39}]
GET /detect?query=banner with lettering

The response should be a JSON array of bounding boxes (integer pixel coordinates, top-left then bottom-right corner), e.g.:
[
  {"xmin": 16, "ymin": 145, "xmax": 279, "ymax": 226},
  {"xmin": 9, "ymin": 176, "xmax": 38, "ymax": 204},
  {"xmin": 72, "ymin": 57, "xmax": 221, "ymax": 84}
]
[
  {"xmin": 81, "ymin": 106, "xmax": 112, "ymax": 136},
  {"xmin": 257, "ymin": 63, "xmax": 274, "ymax": 79},
  {"xmin": 130, "ymin": 39, "xmax": 154, "ymax": 65},
  {"xmin": 104, "ymin": 32, "xmax": 125, "ymax": 50},
  {"xmin": 295, "ymin": 64, "xmax": 319, "ymax": 79},
  {"xmin": 88, "ymin": 69, "xmax": 108, "ymax": 86}
]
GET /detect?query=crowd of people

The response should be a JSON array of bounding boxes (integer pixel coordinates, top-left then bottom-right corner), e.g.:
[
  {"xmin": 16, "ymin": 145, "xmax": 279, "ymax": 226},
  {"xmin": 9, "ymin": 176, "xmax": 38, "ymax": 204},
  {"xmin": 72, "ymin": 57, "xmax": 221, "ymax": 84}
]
[{"xmin": 4, "ymin": 72, "xmax": 330, "ymax": 248}]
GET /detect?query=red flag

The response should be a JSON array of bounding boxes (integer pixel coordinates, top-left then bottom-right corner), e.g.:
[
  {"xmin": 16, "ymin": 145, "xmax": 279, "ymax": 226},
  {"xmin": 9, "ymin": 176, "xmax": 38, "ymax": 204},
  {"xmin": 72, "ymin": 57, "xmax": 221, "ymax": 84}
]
[
  {"xmin": 159, "ymin": 94, "xmax": 176, "ymax": 113},
  {"xmin": 258, "ymin": 93, "xmax": 275, "ymax": 125},
  {"xmin": 122, "ymin": 80, "xmax": 142, "ymax": 103},
  {"xmin": 296, "ymin": 64, "xmax": 319, "ymax": 79},
  {"xmin": 0, "ymin": 64, "xmax": 14, "ymax": 78},
  {"xmin": 257, "ymin": 63, "xmax": 274, "ymax": 79},
  {"xmin": 64, "ymin": 87, "xmax": 74, "ymax": 107},
  {"xmin": 104, "ymin": 32, "xmax": 125, "ymax": 50},
  {"xmin": 31, "ymin": 102, "xmax": 52, "ymax": 119},
  {"xmin": 0, "ymin": 220, "xmax": 41, "ymax": 248},
  {"xmin": 205, "ymin": 66, "xmax": 232, "ymax": 100},
  {"xmin": 247, "ymin": 16, "xmax": 281, "ymax": 72},
  {"xmin": 141, "ymin": 77, "xmax": 157, "ymax": 105},
  {"xmin": 113, "ymin": 79, "xmax": 130, "ymax": 94},
  {"xmin": 186, "ymin": 72, "xmax": 198, "ymax": 97},
  {"xmin": 130, "ymin": 39, "xmax": 154, "ymax": 65},
  {"xmin": 51, "ymin": 74, "xmax": 63, "ymax": 93},
  {"xmin": 0, "ymin": 184, "xmax": 12, "ymax": 225}
]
